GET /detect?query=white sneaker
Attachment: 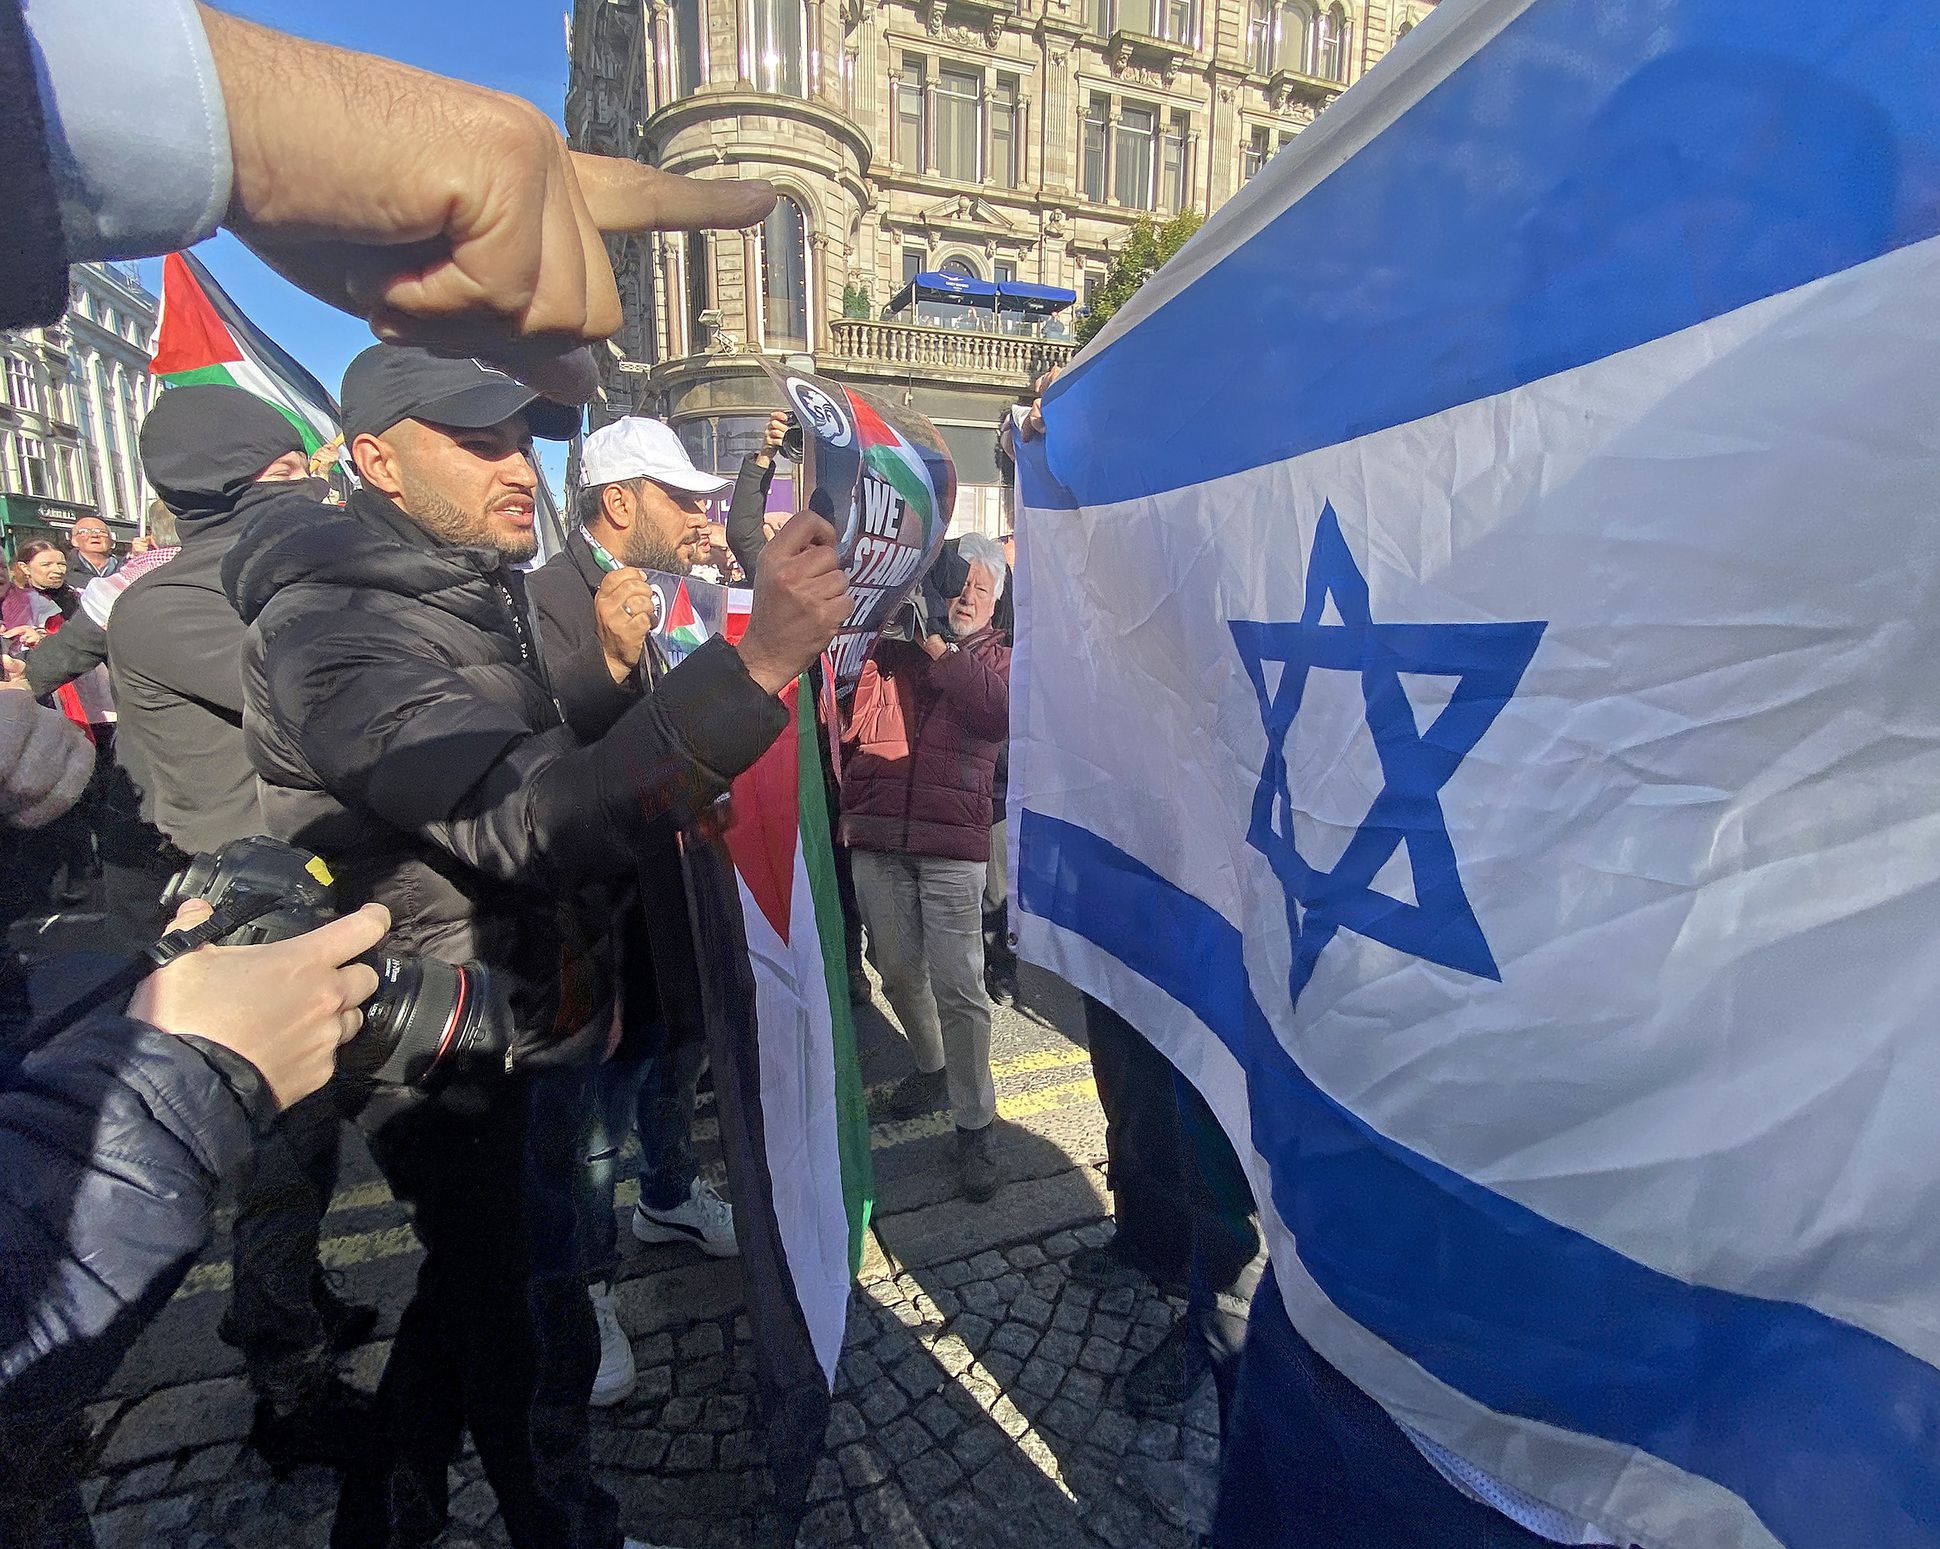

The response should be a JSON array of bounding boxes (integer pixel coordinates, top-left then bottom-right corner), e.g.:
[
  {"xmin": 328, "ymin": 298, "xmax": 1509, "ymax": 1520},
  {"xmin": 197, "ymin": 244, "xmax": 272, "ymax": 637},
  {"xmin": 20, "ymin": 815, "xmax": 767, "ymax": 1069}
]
[
  {"xmin": 632, "ymin": 1175, "xmax": 739, "ymax": 1258},
  {"xmin": 589, "ymin": 1282, "xmax": 636, "ymax": 1408}
]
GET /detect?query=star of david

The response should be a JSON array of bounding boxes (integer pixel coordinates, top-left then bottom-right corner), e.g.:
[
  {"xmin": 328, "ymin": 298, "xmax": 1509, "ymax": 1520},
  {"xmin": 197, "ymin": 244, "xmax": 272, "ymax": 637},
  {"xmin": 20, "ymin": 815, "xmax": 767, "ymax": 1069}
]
[{"xmin": 1231, "ymin": 504, "xmax": 1547, "ymax": 1010}]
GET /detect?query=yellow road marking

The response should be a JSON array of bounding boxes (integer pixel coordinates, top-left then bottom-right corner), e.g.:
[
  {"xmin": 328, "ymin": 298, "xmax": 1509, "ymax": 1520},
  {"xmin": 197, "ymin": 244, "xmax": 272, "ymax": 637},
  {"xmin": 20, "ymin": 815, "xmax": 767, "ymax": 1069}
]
[{"xmin": 174, "ymin": 1056, "xmax": 1099, "ymax": 1302}]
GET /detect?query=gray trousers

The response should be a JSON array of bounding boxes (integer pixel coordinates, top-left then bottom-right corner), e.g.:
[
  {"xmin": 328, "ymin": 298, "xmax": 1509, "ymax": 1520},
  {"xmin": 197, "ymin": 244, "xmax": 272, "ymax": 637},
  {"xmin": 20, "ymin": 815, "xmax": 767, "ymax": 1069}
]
[{"xmin": 853, "ymin": 849, "xmax": 996, "ymax": 1130}]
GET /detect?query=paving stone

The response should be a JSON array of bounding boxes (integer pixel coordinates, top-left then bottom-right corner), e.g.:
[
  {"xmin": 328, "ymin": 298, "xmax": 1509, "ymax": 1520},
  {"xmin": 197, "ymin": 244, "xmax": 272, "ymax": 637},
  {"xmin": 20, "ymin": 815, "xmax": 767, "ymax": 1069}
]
[
  {"xmin": 873, "ymin": 1329, "xmax": 913, "ymax": 1365},
  {"xmin": 1006, "ymin": 1244, "xmax": 1047, "ymax": 1270},
  {"xmin": 988, "ymin": 1322, "xmax": 1038, "ymax": 1360},
  {"xmin": 1027, "ymin": 1265, "xmax": 1065, "ymax": 1299},
  {"xmin": 795, "ymin": 1499, "xmax": 856, "ymax": 1545},
  {"xmin": 949, "ymin": 1311, "xmax": 993, "ymax": 1350},
  {"xmin": 632, "ymin": 1362, "xmax": 674, "ymax": 1403},
  {"xmin": 837, "ymin": 1442, "xmax": 887, "ymax": 1490},
  {"xmin": 171, "ymin": 1442, "xmax": 243, "ymax": 1490},
  {"xmin": 1037, "ymin": 1329, "xmax": 1082, "ymax": 1366},
  {"xmin": 855, "ymin": 1483, "xmax": 932, "ymax": 1547},
  {"xmin": 835, "ymin": 1348, "xmax": 883, "ymax": 1395},
  {"xmin": 679, "ymin": 1323, "xmax": 726, "ymax": 1360},
  {"xmin": 861, "ymin": 1381, "xmax": 910, "ymax": 1425},
  {"xmin": 1088, "ymin": 1408, "xmax": 1138, "ymax": 1454},
  {"xmin": 99, "ymin": 1378, "xmax": 253, "ymax": 1466},
  {"xmin": 928, "ymin": 1287, "xmax": 962, "ymax": 1320},
  {"xmin": 977, "ymin": 1350, "xmax": 1021, "ymax": 1387},
  {"xmin": 1042, "ymin": 1231, "xmax": 1081, "ymax": 1259},
  {"xmin": 1130, "ymin": 1322, "xmax": 1166, "ymax": 1354},
  {"xmin": 1062, "ymin": 1282, "xmax": 1096, "ymax": 1311},
  {"xmin": 951, "ymin": 1422, "xmax": 1004, "ymax": 1471},
  {"xmin": 718, "ymin": 1430, "xmax": 757, "ymax": 1471},
  {"xmin": 957, "ymin": 1280, "xmax": 1000, "ymax": 1314},
  {"xmin": 1095, "ymin": 1285, "xmax": 1137, "ymax": 1316},
  {"xmin": 987, "ymin": 1395, "xmax": 1030, "ymax": 1440},
  {"xmin": 1060, "ymin": 1370, "xmax": 1106, "ymax": 1407},
  {"xmin": 1078, "ymin": 1337, "xmax": 1120, "ymax": 1374},
  {"xmin": 661, "ymin": 1395, "xmax": 704, "ymax": 1430},
  {"xmin": 914, "ymin": 1393, "xmax": 965, "ymax": 1441},
  {"xmin": 1184, "ymin": 1426, "xmax": 1220, "ymax": 1468},
  {"xmin": 929, "ymin": 1335, "xmax": 975, "ymax": 1377},
  {"xmin": 78, "ymin": 1478, "xmax": 107, "ymax": 1513},
  {"xmin": 890, "ymin": 1352, "xmax": 942, "ymax": 1400},
  {"xmin": 666, "ymin": 1432, "xmax": 714, "ymax": 1471},
  {"xmin": 1009, "ymin": 1291, "xmax": 1054, "ymax": 1329},
  {"xmin": 1018, "ymin": 1357, "xmax": 1064, "ymax": 1398},
  {"xmin": 102, "ymin": 1459, "xmax": 175, "ymax": 1506},
  {"xmin": 451, "ymin": 1479, "xmax": 498, "ymax": 1527},
  {"xmin": 1136, "ymin": 1418, "xmax": 1182, "ymax": 1458},
  {"xmin": 902, "ymin": 1442, "xmax": 965, "ymax": 1502},
  {"xmin": 807, "ymin": 1456, "xmax": 846, "ymax": 1503},
  {"xmin": 932, "ymin": 1260, "xmax": 973, "ymax": 1289},
  {"xmin": 1136, "ymin": 1299, "xmax": 1173, "ymax": 1329},
  {"xmin": 1075, "ymin": 1222, "xmax": 1114, "ymax": 1248},
  {"xmin": 676, "ymin": 1353, "xmax": 730, "ymax": 1393},
  {"xmin": 1049, "ymin": 1301, "xmax": 1088, "ymax": 1335},
  {"xmin": 616, "ymin": 1429, "xmax": 671, "ymax": 1471},
  {"xmin": 825, "ymin": 1401, "xmax": 866, "ymax": 1447},
  {"xmin": 967, "ymin": 1251, "xmax": 1008, "ymax": 1280},
  {"xmin": 1092, "ymin": 1313, "xmax": 1131, "ymax": 1344},
  {"xmin": 702, "ymin": 1394, "xmax": 748, "ymax": 1432},
  {"xmin": 880, "ymin": 1413, "xmax": 933, "ymax": 1465}
]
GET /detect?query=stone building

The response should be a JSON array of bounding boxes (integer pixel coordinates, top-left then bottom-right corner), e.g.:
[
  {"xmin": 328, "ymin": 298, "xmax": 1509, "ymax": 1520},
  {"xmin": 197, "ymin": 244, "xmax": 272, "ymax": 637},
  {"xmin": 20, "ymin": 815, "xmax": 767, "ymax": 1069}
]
[
  {"xmin": 0, "ymin": 261, "xmax": 160, "ymax": 557},
  {"xmin": 567, "ymin": 0, "xmax": 1432, "ymax": 532}
]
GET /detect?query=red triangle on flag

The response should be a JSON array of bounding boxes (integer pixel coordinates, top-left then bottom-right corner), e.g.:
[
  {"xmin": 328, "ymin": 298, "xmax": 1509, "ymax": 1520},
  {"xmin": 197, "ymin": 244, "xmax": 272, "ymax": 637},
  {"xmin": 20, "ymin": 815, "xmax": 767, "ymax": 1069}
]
[
  {"xmin": 846, "ymin": 389, "xmax": 897, "ymax": 449},
  {"xmin": 721, "ymin": 680, "xmax": 802, "ymax": 942},
  {"xmin": 666, "ymin": 581, "xmax": 701, "ymax": 634},
  {"xmin": 151, "ymin": 252, "xmax": 243, "ymax": 376}
]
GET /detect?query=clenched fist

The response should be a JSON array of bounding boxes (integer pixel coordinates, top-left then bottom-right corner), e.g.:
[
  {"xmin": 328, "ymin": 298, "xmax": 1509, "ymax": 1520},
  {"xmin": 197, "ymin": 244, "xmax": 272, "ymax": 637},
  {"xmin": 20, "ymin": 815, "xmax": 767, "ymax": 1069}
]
[
  {"xmin": 594, "ymin": 566, "xmax": 659, "ymax": 684},
  {"xmin": 736, "ymin": 511, "xmax": 852, "ymax": 695}
]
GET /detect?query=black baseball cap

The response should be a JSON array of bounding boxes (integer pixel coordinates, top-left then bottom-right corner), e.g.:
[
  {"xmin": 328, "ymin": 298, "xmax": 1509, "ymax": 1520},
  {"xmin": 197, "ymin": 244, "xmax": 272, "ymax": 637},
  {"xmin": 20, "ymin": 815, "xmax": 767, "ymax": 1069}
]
[{"xmin": 340, "ymin": 344, "xmax": 582, "ymax": 443}]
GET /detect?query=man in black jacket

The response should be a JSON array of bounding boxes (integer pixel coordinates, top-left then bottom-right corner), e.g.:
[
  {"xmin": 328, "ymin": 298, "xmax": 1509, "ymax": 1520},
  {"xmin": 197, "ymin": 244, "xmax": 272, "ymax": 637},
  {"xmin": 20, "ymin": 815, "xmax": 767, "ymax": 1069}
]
[
  {"xmin": 226, "ymin": 345, "xmax": 849, "ymax": 1549},
  {"xmin": 527, "ymin": 417, "xmax": 740, "ymax": 1407},
  {"xmin": 106, "ymin": 384, "xmax": 381, "ymax": 1473}
]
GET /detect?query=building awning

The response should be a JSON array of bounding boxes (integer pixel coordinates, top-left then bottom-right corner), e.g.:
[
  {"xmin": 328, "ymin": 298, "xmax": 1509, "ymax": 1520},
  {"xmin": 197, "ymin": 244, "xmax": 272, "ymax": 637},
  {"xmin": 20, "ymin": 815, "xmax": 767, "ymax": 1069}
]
[{"xmin": 889, "ymin": 273, "xmax": 1078, "ymax": 314}]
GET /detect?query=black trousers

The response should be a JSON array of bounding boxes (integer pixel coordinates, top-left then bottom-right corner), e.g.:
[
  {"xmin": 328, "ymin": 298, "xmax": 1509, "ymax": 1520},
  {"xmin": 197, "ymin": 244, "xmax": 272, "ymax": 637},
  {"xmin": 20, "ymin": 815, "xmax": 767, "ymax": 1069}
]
[
  {"xmin": 225, "ymin": 1086, "xmax": 343, "ymax": 1403},
  {"xmin": 332, "ymin": 1067, "xmax": 616, "ymax": 1549},
  {"xmin": 1084, "ymin": 995, "xmax": 1262, "ymax": 1423}
]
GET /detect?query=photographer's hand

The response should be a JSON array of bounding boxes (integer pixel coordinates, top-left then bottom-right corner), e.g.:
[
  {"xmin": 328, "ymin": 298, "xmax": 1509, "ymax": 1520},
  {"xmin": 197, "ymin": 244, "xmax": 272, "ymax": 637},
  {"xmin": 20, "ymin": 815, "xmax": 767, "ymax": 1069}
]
[
  {"xmin": 754, "ymin": 410, "xmax": 790, "ymax": 468},
  {"xmin": 128, "ymin": 901, "xmax": 391, "ymax": 1110},
  {"xmin": 737, "ymin": 511, "xmax": 852, "ymax": 695}
]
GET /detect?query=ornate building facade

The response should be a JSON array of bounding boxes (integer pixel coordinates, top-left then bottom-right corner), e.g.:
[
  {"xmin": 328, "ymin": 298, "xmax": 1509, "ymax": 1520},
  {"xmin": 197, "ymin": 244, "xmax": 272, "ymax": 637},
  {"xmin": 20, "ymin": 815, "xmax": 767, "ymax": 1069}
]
[
  {"xmin": 567, "ymin": 0, "xmax": 1431, "ymax": 532},
  {"xmin": 0, "ymin": 262, "xmax": 160, "ymax": 557}
]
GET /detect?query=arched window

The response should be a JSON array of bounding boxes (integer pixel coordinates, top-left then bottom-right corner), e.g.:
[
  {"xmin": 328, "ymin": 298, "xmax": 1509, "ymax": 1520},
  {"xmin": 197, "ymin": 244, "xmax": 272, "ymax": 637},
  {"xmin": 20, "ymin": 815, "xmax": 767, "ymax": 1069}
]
[
  {"xmin": 748, "ymin": 0, "xmax": 806, "ymax": 97},
  {"xmin": 1396, "ymin": 18, "xmax": 1413, "ymax": 38},
  {"xmin": 1277, "ymin": 0, "xmax": 1313, "ymax": 73},
  {"xmin": 761, "ymin": 196, "xmax": 810, "ymax": 350},
  {"xmin": 685, "ymin": 231, "xmax": 714, "ymax": 352},
  {"xmin": 1246, "ymin": 0, "xmax": 1273, "ymax": 72},
  {"xmin": 940, "ymin": 256, "xmax": 979, "ymax": 279},
  {"xmin": 673, "ymin": 0, "xmax": 705, "ymax": 95},
  {"xmin": 1317, "ymin": 3, "xmax": 1348, "ymax": 80}
]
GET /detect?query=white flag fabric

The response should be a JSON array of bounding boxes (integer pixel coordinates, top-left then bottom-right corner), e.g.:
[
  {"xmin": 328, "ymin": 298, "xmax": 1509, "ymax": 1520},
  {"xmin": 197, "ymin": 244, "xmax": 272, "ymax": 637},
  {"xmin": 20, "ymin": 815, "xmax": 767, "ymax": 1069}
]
[{"xmin": 1008, "ymin": 1, "xmax": 1940, "ymax": 1545}]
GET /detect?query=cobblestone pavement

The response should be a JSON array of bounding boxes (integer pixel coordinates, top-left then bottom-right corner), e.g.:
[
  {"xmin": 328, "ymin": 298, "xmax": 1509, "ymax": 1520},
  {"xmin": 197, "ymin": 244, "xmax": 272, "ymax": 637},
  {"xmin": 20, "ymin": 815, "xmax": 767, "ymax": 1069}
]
[{"xmin": 75, "ymin": 966, "xmax": 1219, "ymax": 1548}]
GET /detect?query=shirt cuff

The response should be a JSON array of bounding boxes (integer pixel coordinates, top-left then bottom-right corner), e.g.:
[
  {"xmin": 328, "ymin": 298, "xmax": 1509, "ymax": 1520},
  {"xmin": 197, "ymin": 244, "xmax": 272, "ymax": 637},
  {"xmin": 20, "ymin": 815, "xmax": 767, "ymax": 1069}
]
[{"xmin": 22, "ymin": 0, "xmax": 233, "ymax": 260}]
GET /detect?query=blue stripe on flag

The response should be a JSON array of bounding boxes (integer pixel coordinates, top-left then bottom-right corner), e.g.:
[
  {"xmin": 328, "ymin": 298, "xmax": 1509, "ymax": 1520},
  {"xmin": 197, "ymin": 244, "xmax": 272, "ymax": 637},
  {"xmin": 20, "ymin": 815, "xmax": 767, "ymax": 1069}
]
[
  {"xmin": 1042, "ymin": 0, "xmax": 1940, "ymax": 509},
  {"xmin": 1017, "ymin": 807, "xmax": 1940, "ymax": 1548}
]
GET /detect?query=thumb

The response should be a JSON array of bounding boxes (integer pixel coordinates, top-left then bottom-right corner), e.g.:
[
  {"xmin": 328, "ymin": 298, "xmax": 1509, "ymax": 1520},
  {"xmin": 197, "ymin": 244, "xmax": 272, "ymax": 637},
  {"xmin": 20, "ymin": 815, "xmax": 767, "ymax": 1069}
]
[
  {"xmin": 166, "ymin": 898, "xmax": 216, "ymax": 934},
  {"xmin": 571, "ymin": 155, "xmax": 777, "ymax": 234},
  {"xmin": 289, "ymin": 903, "xmax": 393, "ymax": 968}
]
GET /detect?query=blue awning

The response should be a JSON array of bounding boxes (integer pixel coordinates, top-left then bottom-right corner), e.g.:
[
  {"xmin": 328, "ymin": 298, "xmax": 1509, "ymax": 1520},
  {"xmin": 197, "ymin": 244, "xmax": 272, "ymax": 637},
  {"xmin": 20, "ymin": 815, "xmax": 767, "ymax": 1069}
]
[
  {"xmin": 888, "ymin": 272, "xmax": 1079, "ymax": 314},
  {"xmin": 997, "ymin": 280, "xmax": 1078, "ymax": 313}
]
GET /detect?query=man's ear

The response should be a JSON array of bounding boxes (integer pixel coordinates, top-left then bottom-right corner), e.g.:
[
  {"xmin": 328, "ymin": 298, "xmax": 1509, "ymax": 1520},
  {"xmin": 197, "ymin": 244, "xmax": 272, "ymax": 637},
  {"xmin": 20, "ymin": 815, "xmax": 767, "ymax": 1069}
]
[
  {"xmin": 352, "ymin": 432, "xmax": 404, "ymax": 499},
  {"xmin": 600, "ymin": 480, "xmax": 635, "ymax": 531}
]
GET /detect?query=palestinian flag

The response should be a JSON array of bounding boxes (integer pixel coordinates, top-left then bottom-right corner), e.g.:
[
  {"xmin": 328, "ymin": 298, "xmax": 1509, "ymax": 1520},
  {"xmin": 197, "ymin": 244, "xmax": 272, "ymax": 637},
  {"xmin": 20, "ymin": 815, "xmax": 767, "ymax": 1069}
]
[
  {"xmin": 665, "ymin": 580, "xmax": 711, "ymax": 653},
  {"xmin": 679, "ymin": 668, "xmax": 871, "ymax": 1508},
  {"xmin": 849, "ymin": 390, "xmax": 944, "ymax": 553},
  {"xmin": 150, "ymin": 250, "xmax": 343, "ymax": 464}
]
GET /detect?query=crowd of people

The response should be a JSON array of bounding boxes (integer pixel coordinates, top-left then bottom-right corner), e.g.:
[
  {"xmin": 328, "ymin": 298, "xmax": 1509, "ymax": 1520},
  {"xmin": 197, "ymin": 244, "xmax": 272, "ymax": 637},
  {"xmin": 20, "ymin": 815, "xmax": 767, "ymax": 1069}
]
[{"xmin": 0, "ymin": 5, "xmax": 1667, "ymax": 1549}]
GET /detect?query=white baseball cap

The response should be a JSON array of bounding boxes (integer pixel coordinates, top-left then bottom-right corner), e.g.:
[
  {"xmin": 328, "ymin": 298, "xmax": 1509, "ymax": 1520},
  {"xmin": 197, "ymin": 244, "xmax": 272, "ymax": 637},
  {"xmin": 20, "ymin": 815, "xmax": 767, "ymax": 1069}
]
[{"xmin": 579, "ymin": 417, "xmax": 732, "ymax": 496}]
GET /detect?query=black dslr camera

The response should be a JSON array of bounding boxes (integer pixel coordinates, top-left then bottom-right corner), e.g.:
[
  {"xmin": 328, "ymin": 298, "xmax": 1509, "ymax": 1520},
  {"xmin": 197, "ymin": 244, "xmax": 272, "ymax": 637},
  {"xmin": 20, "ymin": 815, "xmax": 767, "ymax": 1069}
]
[{"xmin": 159, "ymin": 836, "xmax": 508, "ymax": 1088}]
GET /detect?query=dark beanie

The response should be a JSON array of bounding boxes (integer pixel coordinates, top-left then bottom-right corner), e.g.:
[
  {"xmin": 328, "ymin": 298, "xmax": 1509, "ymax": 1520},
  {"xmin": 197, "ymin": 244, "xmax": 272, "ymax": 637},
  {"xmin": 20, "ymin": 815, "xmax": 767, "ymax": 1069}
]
[{"xmin": 139, "ymin": 384, "xmax": 308, "ymax": 519}]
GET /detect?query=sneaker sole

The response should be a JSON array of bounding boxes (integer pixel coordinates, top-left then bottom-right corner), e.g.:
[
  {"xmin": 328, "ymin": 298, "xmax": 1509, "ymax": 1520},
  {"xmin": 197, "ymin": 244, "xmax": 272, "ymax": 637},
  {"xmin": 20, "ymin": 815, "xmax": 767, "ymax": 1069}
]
[{"xmin": 631, "ymin": 1211, "xmax": 740, "ymax": 1259}]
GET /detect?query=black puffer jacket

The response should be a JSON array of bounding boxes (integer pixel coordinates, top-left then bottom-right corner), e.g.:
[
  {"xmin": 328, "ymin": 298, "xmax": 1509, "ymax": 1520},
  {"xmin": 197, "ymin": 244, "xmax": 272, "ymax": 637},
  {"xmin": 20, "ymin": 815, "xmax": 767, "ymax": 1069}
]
[
  {"xmin": 224, "ymin": 485, "xmax": 788, "ymax": 1069},
  {"xmin": 0, "ymin": 1016, "xmax": 270, "ymax": 1541}
]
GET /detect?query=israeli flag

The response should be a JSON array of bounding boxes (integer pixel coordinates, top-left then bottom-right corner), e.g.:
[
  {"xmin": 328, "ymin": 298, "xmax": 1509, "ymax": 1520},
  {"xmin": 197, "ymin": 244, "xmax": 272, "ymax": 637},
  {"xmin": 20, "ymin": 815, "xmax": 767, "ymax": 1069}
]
[{"xmin": 1008, "ymin": 2, "xmax": 1940, "ymax": 1545}]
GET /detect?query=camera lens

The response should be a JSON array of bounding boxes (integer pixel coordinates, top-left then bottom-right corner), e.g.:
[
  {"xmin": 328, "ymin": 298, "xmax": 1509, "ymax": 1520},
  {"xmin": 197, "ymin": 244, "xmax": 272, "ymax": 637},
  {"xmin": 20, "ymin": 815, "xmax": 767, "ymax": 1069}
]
[
  {"xmin": 779, "ymin": 425, "xmax": 805, "ymax": 462},
  {"xmin": 342, "ymin": 952, "xmax": 501, "ymax": 1086}
]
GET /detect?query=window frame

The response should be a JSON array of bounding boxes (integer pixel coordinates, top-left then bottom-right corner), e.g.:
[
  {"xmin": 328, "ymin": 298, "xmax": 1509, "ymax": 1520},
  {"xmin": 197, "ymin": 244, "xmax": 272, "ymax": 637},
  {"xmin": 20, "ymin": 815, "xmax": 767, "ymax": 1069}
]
[
  {"xmin": 1114, "ymin": 102, "xmax": 1158, "ymax": 211},
  {"xmin": 747, "ymin": 0, "xmax": 808, "ymax": 98},
  {"xmin": 1082, "ymin": 93, "xmax": 1111, "ymax": 204},
  {"xmin": 934, "ymin": 62, "xmax": 983, "ymax": 183},
  {"xmin": 759, "ymin": 194, "xmax": 812, "ymax": 353}
]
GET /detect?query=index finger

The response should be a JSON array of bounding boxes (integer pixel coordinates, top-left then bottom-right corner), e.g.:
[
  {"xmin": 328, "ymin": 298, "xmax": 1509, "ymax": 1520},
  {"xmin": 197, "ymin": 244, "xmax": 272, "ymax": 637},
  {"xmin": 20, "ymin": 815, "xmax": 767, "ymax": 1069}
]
[
  {"xmin": 290, "ymin": 903, "xmax": 393, "ymax": 967},
  {"xmin": 767, "ymin": 510, "xmax": 838, "ymax": 556},
  {"xmin": 571, "ymin": 155, "xmax": 777, "ymax": 234}
]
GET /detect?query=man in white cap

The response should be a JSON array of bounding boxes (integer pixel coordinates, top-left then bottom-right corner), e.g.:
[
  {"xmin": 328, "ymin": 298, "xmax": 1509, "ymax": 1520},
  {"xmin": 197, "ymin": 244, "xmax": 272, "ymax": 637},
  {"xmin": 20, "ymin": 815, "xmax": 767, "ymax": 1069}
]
[{"xmin": 526, "ymin": 418, "xmax": 741, "ymax": 1410}]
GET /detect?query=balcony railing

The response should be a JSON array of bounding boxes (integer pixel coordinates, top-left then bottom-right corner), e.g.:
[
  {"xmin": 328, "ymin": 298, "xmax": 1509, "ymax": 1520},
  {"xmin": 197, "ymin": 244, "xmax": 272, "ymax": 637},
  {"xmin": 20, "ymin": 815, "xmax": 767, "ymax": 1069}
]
[{"xmin": 826, "ymin": 320, "xmax": 1077, "ymax": 380}]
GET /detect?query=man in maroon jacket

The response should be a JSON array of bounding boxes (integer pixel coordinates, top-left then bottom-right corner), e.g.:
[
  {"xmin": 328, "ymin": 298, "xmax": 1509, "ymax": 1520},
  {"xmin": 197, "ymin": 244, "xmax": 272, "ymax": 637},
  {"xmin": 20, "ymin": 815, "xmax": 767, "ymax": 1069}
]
[{"xmin": 842, "ymin": 533, "xmax": 1011, "ymax": 1201}]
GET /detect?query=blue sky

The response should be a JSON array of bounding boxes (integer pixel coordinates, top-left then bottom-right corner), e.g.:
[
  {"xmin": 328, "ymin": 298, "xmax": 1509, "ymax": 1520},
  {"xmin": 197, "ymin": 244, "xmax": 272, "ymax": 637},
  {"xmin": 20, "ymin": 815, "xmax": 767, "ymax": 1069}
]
[{"xmin": 147, "ymin": 0, "xmax": 579, "ymax": 488}]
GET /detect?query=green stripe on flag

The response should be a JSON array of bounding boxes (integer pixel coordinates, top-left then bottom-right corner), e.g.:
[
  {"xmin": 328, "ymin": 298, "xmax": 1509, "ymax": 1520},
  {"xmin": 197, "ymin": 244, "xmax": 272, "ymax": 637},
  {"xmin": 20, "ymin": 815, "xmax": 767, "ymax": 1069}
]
[
  {"xmin": 795, "ymin": 680, "xmax": 874, "ymax": 1270},
  {"xmin": 864, "ymin": 445, "xmax": 936, "ymax": 543},
  {"xmin": 159, "ymin": 363, "xmax": 326, "ymax": 454}
]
